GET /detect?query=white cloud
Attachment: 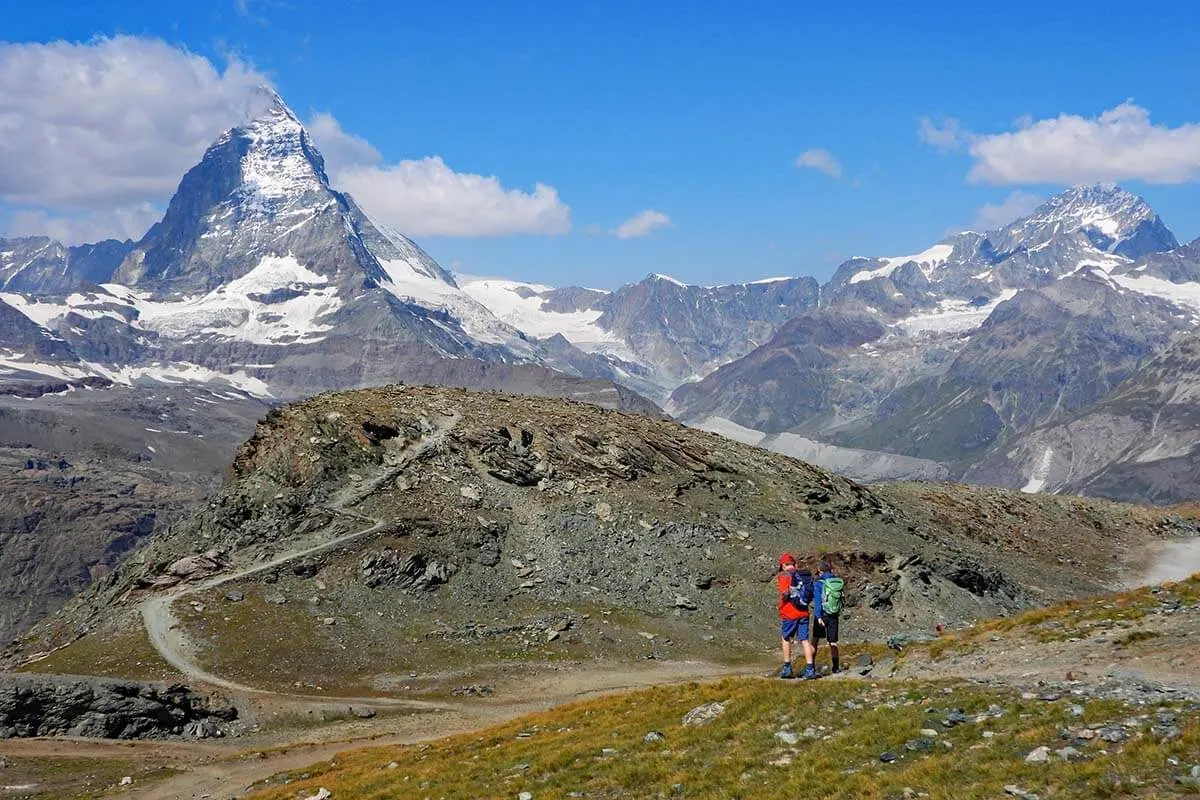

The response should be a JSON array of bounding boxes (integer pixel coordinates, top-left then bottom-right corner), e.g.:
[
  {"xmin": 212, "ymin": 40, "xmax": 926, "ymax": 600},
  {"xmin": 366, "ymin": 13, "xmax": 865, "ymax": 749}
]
[
  {"xmin": 0, "ymin": 37, "xmax": 570, "ymax": 242},
  {"xmin": 614, "ymin": 209, "xmax": 671, "ymax": 239},
  {"xmin": 335, "ymin": 157, "xmax": 571, "ymax": 238},
  {"xmin": 966, "ymin": 102, "xmax": 1200, "ymax": 185},
  {"xmin": 971, "ymin": 191, "xmax": 1043, "ymax": 231},
  {"xmin": 0, "ymin": 36, "xmax": 269, "ymax": 211},
  {"xmin": 918, "ymin": 116, "xmax": 963, "ymax": 152},
  {"xmin": 794, "ymin": 148, "xmax": 842, "ymax": 179},
  {"xmin": 3, "ymin": 204, "xmax": 162, "ymax": 245},
  {"xmin": 306, "ymin": 112, "xmax": 382, "ymax": 174}
]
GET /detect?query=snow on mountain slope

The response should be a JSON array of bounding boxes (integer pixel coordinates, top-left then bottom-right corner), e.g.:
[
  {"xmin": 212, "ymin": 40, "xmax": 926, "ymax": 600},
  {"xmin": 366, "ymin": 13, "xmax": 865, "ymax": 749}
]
[
  {"xmin": 849, "ymin": 243, "xmax": 955, "ymax": 284},
  {"xmin": 1108, "ymin": 273, "xmax": 1200, "ymax": 317},
  {"xmin": 459, "ymin": 278, "xmax": 620, "ymax": 345},
  {"xmin": 132, "ymin": 254, "xmax": 341, "ymax": 343},
  {"xmin": 893, "ymin": 290, "xmax": 1018, "ymax": 335},
  {"xmin": 0, "ymin": 353, "xmax": 271, "ymax": 398},
  {"xmin": 8, "ymin": 255, "xmax": 342, "ymax": 345}
]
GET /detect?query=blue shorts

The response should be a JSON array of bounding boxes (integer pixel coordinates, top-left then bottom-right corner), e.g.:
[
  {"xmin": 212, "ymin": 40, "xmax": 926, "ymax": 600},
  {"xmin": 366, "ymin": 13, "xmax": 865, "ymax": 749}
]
[{"xmin": 780, "ymin": 617, "xmax": 809, "ymax": 641}]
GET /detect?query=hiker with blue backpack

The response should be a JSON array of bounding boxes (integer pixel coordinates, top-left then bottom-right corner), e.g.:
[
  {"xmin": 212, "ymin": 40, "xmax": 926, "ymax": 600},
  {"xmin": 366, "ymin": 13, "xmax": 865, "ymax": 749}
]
[
  {"xmin": 776, "ymin": 552, "xmax": 818, "ymax": 679},
  {"xmin": 812, "ymin": 557, "xmax": 845, "ymax": 674}
]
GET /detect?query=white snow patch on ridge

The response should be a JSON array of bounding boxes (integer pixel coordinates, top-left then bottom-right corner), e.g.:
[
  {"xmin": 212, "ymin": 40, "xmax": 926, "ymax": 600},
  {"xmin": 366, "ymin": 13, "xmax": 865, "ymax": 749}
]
[
  {"xmin": 135, "ymin": 255, "xmax": 341, "ymax": 343},
  {"xmin": 849, "ymin": 243, "xmax": 954, "ymax": 285},
  {"xmin": 0, "ymin": 355, "xmax": 272, "ymax": 398},
  {"xmin": 1021, "ymin": 446, "xmax": 1055, "ymax": 494},
  {"xmin": 458, "ymin": 277, "xmax": 637, "ymax": 361},
  {"xmin": 894, "ymin": 290, "xmax": 1017, "ymax": 335},
  {"xmin": 378, "ymin": 258, "xmax": 531, "ymax": 349},
  {"xmin": 1109, "ymin": 274, "xmax": 1200, "ymax": 315}
]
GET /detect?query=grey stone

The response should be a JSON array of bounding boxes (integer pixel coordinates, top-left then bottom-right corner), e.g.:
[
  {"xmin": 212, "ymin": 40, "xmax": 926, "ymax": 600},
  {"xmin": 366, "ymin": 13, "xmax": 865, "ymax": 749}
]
[
  {"xmin": 1055, "ymin": 746, "xmax": 1085, "ymax": 763},
  {"xmin": 682, "ymin": 702, "xmax": 726, "ymax": 727},
  {"xmin": 1025, "ymin": 746, "xmax": 1051, "ymax": 764},
  {"xmin": 775, "ymin": 730, "xmax": 800, "ymax": 746},
  {"xmin": 643, "ymin": 731, "xmax": 664, "ymax": 743}
]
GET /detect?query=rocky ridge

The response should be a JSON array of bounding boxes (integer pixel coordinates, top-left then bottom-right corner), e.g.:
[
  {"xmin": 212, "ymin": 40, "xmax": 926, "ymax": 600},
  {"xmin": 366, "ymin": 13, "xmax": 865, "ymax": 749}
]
[{"xmin": 9, "ymin": 387, "xmax": 1186, "ymax": 694}]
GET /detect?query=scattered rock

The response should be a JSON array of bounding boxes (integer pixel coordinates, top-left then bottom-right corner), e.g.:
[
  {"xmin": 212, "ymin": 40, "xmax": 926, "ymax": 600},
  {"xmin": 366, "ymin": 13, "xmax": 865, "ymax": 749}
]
[
  {"xmin": 1099, "ymin": 726, "xmax": 1128, "ymax": 743},
  {"xmin": 264, "ymin": 592, "xmax": 287, "ymax": 605},
  {"xmin": 1056, "ymin": 746, "xmax": 1085, "ymax": 763},
  {"xmin": 593, "ymin": 502, "xmax": 612, "ymax": 521},
  {"xmin": 1004, "ymin": 786, "xmax": 1039, "ymax": 800},
  {"xmin": 182, "ymin": 719, "xmax": 224, "ymax": 740},
  {"xmin": 352, "ymin": 707, "xmax": 376, "ymax": 719},
  {"xmin": 879, "ymin": 751, "xmax": 897, "ymax": 763},
  {"xmin": 519, "ymin": 792, "xmax": 534, "ymax": 800},
  {"xmin": 1025, "ymin": 746, "xmax": 1051, "ymax": 764},
  {"xmin": 451, "ymin": 684, "xmax": 494, "ymax": 697},
  {"xmin": 301, "ymin": 789, "xmax": 332, "ymax": 800},
  {"xmin": 775, "ymin": 730, "xmax": 800, "ymax": 745},
  {"xmin": 905, "ymin": 737, "xmax": 935, "ymax": 751},
  {"xmin": 119, "ymin": 776, "xmax": 132, "ymax": 786},
  {"xmin": 225, "ymin": 590, "xmax": 244, "ymax": 602},
  {"xmin": 459, "ymin": 485, "xmax": 480, "ymax": 501},
  {"xmin": 643, "ymin": 731, "xmax": 665, "ymax": 743},
  {"xmin": 682, "ymin": 702, "xmax": 726, "ymax": 727},
  {"xmin": 942, "ymin": 710, "xmax": 968, "ymax": 727},
  {"xmin": 674, "ymin": 595, "xmax": 698, "ymax": 611}
]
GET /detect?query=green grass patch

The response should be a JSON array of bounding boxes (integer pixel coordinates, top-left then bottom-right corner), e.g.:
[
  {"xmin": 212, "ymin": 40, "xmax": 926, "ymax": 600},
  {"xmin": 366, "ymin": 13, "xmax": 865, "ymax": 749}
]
[
  {"xmin": 244, "ymin": 677, "xmax": 1197, "ymax": 800},
  {"xmin": 20, "ymin": 623, "xmax": 179, "ymax": 683},
  {"xmin": 920, "ymin": 572, "xmax": 1198, "ymax": 660}
]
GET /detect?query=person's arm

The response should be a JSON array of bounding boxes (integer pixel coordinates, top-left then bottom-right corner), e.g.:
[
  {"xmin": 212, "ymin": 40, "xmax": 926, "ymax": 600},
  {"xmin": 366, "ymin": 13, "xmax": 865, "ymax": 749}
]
[{"xmin": 813, "ymin": 577, "xmax": 824, "ymax": 621}]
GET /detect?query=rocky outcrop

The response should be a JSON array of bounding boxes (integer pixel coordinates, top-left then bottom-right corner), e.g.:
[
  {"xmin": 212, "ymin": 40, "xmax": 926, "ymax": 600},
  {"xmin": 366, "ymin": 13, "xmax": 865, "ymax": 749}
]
[{"xmin": 0, "ymin": 674, "xmax": 235, "ymax": 739}]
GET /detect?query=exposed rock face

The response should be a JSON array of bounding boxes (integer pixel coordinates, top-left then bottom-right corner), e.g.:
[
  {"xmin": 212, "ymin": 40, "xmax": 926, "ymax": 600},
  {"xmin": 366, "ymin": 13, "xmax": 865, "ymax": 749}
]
[
  {"xmin": 669, "ymin": 309, "xmax": 888, "ymax": 433},
  {"xmin": 966, "ymin": 332, "xmax": 1200, "ymax": 503},
  {"xmin": 0, "ymin": 386, "xmax": 268, "ymax": 643},
  {"xmin": 0, "ymin": 236, "xmax": 133, "ymax": 295},
  {"xmin": 839, "ymin": 269, "xmax": 1192, "ymax": 463},
  {"xmin": 593, "ymin": 275, "xmax": 821, "ymax": 385},
  {"xmin": 665, "ymin": 185, "xmax": 1198, "ymax": 498},
  {"xmin": 0, "ymin": 674, "xmax": 235, "ymax": 739}
]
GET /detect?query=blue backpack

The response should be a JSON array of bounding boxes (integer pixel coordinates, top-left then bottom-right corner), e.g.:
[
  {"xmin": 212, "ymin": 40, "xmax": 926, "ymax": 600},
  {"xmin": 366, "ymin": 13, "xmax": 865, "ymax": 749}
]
[{"xmin": 789, "ymin": 570, "xmax": 814, "ymax": 610}]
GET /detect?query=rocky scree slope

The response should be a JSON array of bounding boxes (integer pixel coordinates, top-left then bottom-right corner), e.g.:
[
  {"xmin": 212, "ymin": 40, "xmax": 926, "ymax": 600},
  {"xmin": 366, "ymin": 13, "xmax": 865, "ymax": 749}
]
[{"xmin": 9, "ymin": 387, "xmax": 1183, "ymax": 687}]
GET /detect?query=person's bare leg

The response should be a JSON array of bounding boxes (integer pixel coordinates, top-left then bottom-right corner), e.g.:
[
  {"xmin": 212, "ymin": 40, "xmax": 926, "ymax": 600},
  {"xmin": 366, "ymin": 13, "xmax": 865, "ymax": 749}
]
[
  {"xmin": 830, "ymin": 642, "xmax": 840, "ymax": 672},
  {"xmin": 781, "ymin": 637, "xmax": 792, "ymax": 666},
  {"xmin": 801, "ymin": 639, "xmax": 815, "ymax": 667}
]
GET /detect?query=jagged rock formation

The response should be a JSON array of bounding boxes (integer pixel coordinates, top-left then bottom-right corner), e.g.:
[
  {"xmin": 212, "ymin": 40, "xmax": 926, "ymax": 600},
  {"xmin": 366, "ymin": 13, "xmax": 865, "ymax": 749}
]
[{"xmin": 0, "ymin": 674, "xmax": 235, "ymax": 739}]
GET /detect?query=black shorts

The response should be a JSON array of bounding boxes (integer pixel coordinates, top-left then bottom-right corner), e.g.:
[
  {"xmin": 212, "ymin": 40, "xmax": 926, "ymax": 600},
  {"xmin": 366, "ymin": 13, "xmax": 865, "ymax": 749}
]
[{"xmin": 812, "ymin": 614, "xmax": 839, "ymax": 644}]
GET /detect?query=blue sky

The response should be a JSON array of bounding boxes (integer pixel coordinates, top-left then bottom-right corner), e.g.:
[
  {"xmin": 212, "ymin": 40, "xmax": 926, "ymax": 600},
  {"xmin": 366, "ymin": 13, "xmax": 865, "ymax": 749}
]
[{"xmin": 3, "ymin": 0, "xmax": 1200, "ymax": 287}]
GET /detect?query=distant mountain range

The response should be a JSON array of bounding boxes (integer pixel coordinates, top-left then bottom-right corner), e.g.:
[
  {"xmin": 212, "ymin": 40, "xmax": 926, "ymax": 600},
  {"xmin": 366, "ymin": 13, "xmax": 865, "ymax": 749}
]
[{"xmin": 3, "ymin": 91, "xmax": 1199, "ymax": 503}]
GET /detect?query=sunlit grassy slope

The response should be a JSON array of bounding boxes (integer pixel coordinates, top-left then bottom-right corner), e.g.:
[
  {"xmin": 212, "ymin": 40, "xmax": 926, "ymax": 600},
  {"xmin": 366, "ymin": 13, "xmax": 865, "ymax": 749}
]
[{"xmin": 247, "ymin": 675, "xmax": 1197, "ymax": 800}]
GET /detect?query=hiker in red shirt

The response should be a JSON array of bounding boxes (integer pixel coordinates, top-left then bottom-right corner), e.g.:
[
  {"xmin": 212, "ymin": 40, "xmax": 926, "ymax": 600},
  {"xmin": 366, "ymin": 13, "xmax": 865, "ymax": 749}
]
[{"xmin": 776, "ymin": 553, "xmax": 816, "ymax": 679}]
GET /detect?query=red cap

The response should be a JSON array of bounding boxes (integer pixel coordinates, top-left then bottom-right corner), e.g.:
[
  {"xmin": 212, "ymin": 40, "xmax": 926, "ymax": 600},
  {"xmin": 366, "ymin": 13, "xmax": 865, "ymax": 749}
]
[{"xmin": 779, "ymin": 552, "xmax": 796, "ymax": 566}]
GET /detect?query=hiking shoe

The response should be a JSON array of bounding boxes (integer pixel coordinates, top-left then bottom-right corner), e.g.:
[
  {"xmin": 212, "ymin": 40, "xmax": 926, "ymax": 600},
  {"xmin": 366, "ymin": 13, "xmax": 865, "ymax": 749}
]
[
  {"xmin": 779, "ymin": 663, "xmax": 795, "ymax": 679},
  {"xmin": 831, "ymin": 665, "xmax": 841, "ymax": 674},
  {"xmin": 802, "ymin": 665, "xmax": 817, "ymax": 680}
]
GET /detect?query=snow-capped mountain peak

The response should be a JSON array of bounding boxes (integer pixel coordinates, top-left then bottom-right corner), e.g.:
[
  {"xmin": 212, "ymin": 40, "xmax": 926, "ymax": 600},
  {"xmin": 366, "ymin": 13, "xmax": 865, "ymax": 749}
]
[
  {"xmin": 994, "ymin": 183, "xmax": 1177, "ymax": 259},
  {"xmin": 233, "ymin": 91, "xmax": 332, "ymax": 214}
]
